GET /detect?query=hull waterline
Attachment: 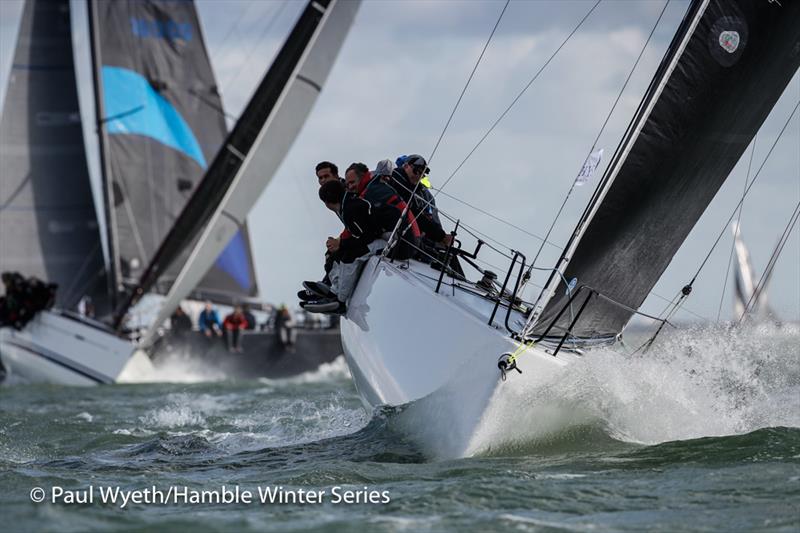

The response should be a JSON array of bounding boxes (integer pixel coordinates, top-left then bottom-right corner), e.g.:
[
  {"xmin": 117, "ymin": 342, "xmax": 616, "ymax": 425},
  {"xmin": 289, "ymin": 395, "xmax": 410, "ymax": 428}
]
[
  {"xmin": 0, "ymin": 311, "xmax": 152, "ymax": 385},
  {"xmin": 341, "ymin": 256, "xmax": 576, "ymax": 459}
]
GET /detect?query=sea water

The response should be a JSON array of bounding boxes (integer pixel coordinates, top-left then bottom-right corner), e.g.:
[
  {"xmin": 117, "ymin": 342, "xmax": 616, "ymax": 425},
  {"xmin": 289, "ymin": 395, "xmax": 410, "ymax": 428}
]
[{"xmin": 1, "ymin": 324, "xmax": 798, "ymax": 532}]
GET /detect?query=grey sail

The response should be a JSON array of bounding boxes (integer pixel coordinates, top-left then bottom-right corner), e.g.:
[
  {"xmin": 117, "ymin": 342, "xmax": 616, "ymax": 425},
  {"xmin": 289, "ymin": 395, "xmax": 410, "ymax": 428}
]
[
  {"xmin": 0, "ymin": 0, "xmax": 106, "ymax": 310},
  {"xmin": 535, "ymin": 0, "xmax": 800, "ymax": 340},
  {"xmin": 121, "ymin": 0, "xmax": 361, "ymax": 340},
  {"xmin": 88, "ymin": 0, "xmax": 258, "ymax": 305}
]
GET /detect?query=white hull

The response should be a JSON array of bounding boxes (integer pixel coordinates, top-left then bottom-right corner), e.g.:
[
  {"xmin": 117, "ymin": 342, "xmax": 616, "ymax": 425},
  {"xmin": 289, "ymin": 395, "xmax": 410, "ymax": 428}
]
[
  {"xmin": 0, "ymin": 310, "xmax": 152, "ymax": 385},
  {"xmin": 341, "ymin": 256, "xmax": 577, "ymax": 458}
]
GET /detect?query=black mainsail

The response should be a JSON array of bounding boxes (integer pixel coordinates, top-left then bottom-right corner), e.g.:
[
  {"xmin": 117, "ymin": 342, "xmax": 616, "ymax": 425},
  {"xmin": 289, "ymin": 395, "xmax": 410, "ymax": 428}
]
[
  {"xmin": 0, "ymin": 0, "xmax": 106, "ymax": 310},
  {"xmin": 534, "ymin": 0, "xmax": 800, "ymax": 340},
  {"xmin": 88, "ymin": 0, "xmax": 258, "ymax": 304}
]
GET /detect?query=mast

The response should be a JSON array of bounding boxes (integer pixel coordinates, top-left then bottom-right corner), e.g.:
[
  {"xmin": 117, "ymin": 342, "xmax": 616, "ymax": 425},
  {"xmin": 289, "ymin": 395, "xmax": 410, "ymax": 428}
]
[{"xmin": 87, "ymin": 0, "xmax": 120, "ymax": 310}]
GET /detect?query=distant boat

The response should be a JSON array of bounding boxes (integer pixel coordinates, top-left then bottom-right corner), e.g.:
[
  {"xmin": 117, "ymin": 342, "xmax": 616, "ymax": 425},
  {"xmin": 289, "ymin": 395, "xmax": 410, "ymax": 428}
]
[
  {"xmin": 337, "ymin": 0, "xmax": 800, "ymax": 458},
  {"xmin": 730, "ymin": 222, "xmax": 778, "ymax": 322},
  {"xmin": 0, "ymin": 0, "xmax": 359, "ymax": 384}
]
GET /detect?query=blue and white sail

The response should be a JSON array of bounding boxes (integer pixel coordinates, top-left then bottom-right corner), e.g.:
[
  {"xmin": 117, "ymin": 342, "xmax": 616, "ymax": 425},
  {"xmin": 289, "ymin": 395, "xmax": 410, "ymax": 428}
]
[
  {"xmin": 88, "ymin": 0, "xmax": 258, "ymax": 305},
  {"xmin": 118, "ymin": 0, "xmax": 361, "ymax": 342}
]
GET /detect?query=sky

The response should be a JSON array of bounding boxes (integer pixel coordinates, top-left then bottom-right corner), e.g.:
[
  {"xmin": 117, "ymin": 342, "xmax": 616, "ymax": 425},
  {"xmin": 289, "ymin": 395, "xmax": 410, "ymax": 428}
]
[{"xmin": 1, "ymin": 0, "xmax": 798, "ymax": 324}]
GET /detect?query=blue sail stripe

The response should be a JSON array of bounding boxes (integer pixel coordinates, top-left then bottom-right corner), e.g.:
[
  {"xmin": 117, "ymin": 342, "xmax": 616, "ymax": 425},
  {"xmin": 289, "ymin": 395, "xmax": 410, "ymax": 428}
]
[
  {"xmin": 102, "ymin": 66, "xmax": 206, "ymax": 168},
  {"xmin": 102, "ymin": 65, "xmax": 252, "ymax": 293},
  {"xmin": 214, "ymin": 231, "xmax": 253, "ymax": 292}
]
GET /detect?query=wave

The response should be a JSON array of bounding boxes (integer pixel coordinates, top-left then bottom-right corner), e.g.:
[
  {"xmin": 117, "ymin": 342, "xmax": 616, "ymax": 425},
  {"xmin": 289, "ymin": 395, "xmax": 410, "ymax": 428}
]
[{"xmin": 464, "ymin": 322, "xmax": 800, "ymax": 456}]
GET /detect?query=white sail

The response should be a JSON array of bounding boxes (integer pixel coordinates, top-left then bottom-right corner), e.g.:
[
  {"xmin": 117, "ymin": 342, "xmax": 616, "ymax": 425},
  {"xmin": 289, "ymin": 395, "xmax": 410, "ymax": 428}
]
[{"xmin": 732, "ymin": 222, "xmax": 776, "ymax": 320}]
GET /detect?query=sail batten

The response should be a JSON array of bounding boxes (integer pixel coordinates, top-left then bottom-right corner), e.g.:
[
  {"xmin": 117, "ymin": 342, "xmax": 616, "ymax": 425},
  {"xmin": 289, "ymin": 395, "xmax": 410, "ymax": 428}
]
[{"xmin": 534, "ymin": 0, "xmax": 800, "ymax": 339}]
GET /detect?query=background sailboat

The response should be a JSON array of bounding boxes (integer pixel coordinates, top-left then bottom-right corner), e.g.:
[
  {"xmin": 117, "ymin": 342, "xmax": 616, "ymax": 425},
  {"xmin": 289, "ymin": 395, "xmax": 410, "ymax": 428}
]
[
  {"xmin": 87, "ymin": 0, "xmax": 345, "ymax": 375},
  {"xmin": 0, "ymin": 0, "xmax": 359, "ymax": 384},
  {"xmin": 89, "ymin": 0, "xmax": 259, "ymax": 308}
]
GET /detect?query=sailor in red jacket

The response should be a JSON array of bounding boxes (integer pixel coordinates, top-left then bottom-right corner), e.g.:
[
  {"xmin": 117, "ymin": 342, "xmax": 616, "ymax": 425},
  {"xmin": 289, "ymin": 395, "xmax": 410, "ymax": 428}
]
[{"xmin": 222, "ymin": 306, "xmax": 249, "ymax": 353}]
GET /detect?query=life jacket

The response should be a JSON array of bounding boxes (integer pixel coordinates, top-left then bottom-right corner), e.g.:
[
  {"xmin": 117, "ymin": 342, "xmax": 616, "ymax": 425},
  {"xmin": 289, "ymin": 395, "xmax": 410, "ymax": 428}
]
[{"xmin": 360, "ymin": 174, "xmax": 421, "ymax": 239}]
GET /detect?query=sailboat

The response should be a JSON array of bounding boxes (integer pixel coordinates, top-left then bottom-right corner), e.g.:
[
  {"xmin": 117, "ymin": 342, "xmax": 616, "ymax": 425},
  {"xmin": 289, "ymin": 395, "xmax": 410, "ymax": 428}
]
[
  {"xmin": 338, "ymin": 0, "xmax": 800, "ymax": 458},
  {"xmin": 0, "ymin": 0, "xmax": 359, "ymax": 384},
  {"xmin": 730, "ymin": 222, "xmax": 777, "ymax": 321}
]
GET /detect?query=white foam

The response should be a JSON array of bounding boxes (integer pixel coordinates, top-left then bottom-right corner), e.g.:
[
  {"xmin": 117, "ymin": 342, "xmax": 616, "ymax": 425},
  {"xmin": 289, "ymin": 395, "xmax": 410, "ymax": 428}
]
[
  {"xmin": 130, "ymin": 350, "xmax": 229, "ymax": 383},
  {"xmin": 257, "ymin": 355, "xmax": 350, "ymax": 386},
  {"xmin": 136, "ymin": 393, "xmax": 221, "ymax": 428},
  {"xmin": 467, "ymin": 323, "xmax": 800, "ymax": 453}
]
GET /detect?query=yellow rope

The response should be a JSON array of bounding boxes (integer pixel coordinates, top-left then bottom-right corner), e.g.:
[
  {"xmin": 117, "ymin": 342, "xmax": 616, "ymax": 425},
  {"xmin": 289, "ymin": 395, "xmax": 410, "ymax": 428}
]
[{"xmin": 506, "ymin": 339, "xmax": 536, "ymax": 366}]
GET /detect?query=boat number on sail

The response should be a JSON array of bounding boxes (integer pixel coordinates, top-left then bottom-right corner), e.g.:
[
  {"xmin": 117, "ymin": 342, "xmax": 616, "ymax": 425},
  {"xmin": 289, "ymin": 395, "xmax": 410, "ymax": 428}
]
[{"xmin": 130, "ymin": 18, "xmax": 193, "ymax": 41}]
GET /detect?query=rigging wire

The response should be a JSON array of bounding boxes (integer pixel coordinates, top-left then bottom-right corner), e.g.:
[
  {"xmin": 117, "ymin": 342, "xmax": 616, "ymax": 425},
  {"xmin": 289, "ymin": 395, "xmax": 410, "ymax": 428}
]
[
  {"xmin": 391, "ymin": 0, "xmax": 602, "ymax": 254},
  {"xmin": 738, "ymin": 199, "xmax": 800, "ymax": 323},
  {"xmin": 221, "ymin": 0, "xmax": 290, "ymax": 103},
  {"xmin": 681, "ymin": 99, "xmax": 798, "ymax": 290},
  {"xmin": 384, "ymin": 0, "xmax": 510, "ymax": 255},
  {"xmin": 649, "ymin": 98, "xmax": 799, "ymax": 338},
  {"xmin": 425, "ymin": 0, "xmax": 602, "ymax": 207},
  {"xmin": 210, "ymin": 0, "xmax": 259, "ymax": 65},
  {"xmin": 526, "ymin": 0, "xmax": 670, "ymax": 276},
  {"xmin": 429, "ymin": 180, "xmax": 711, "ymax": 320},
  {"xmin": 430, "ymin": 187, "xmax": 561, "ymax": 250},
  {"xmin": 425, "ymin": 0, "xmax": 510, "ymax": 167},
  {"xmin": 716, "ymin": 136, "xmax": 757, "ymax": 322}
]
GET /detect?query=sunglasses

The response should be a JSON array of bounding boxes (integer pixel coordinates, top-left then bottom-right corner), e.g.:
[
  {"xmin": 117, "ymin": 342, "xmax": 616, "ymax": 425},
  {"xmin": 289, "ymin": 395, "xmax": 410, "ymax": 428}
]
[{"xmin": 410, "ymin": 164, "xmax": 428, "ymax": 175}]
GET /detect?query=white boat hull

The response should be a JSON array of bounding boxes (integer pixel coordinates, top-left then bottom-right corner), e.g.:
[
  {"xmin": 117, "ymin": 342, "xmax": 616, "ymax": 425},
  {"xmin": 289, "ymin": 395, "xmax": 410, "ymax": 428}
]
[
  {"xmin": 341, "ymin": 256, "xmax": 576, "ymax": 458},
  {"xmin": 0, "ymin": 310, "xmax": 152, "ymax": 385}
]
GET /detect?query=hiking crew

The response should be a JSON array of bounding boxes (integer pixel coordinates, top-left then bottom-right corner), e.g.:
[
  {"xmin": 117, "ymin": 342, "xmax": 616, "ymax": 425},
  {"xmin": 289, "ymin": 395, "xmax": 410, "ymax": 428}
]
[{"xmin": 222, "ymin": 306, "xmax": 249, "ymax": 352}]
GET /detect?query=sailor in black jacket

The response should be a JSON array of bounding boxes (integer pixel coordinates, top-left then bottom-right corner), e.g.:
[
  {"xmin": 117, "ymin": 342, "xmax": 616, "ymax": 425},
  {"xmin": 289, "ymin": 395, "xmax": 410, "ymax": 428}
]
[
  {"xmin": 303, "ymin": 180, "xmax": 387, "ymax": 314},
  {"xmin": 388, "ymin": 155, "xmax": 452, "ymax": 247}
]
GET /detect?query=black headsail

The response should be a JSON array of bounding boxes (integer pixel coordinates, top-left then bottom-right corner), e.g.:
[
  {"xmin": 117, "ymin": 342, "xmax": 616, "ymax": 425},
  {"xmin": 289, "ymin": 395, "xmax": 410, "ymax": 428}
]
[
  {"xmin": 533, "ymin": 0, "xmax": 800, "ymax": 340},
  {"xmin": 88, "ymin": 0, "xmax": 258, "ymax": 305},
  {"xmin": 0, "ymin": 0, "xmax": 106, "ymax": 310}
]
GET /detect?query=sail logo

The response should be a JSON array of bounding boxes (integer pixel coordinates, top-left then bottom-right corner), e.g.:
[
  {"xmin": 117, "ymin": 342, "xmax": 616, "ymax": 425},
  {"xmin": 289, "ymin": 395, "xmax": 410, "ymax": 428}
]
[
  {"xmin": 719, "ymin": 31, "xmax": 740, "ymax": 54},
  {"xmin": 709, "ymin": 17, "xmax": 747, "ymax": 67},
  {"xmin": 130, "ymin": 18, "xmax": 192, "ymax": 41}
]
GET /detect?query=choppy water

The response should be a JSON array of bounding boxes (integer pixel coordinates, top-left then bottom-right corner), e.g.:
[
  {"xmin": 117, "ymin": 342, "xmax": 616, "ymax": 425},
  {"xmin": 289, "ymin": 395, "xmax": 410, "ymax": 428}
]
[{"xmin": 1, "ymin": 324, "xmax": 798, "ymax": 532}]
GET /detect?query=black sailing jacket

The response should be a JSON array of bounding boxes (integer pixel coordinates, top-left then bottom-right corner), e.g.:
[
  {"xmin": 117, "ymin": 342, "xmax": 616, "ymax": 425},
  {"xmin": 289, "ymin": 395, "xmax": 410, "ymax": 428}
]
[{"xmin": 388, "ymin": 168, "xmax": 446, "ymax": 243}]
